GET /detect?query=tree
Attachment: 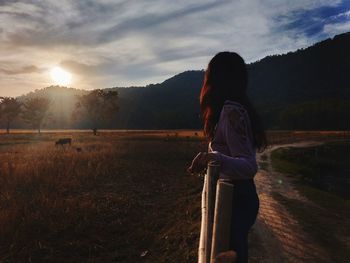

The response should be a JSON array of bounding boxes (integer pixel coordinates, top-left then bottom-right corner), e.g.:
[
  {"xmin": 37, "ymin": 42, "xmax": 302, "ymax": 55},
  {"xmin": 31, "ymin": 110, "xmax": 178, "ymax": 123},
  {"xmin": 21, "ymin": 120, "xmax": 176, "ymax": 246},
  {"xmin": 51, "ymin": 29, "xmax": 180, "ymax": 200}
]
[
  {"xmin": 74, "ymin": 89, "xmax": 119, "ymax": 135},
  {"xmin": 22, "ymin": 97, "xmax": 51, "ymax": 133},
  {"xmin": 0, "ymin": 97, "xmax": 22, "ymax": 133}
]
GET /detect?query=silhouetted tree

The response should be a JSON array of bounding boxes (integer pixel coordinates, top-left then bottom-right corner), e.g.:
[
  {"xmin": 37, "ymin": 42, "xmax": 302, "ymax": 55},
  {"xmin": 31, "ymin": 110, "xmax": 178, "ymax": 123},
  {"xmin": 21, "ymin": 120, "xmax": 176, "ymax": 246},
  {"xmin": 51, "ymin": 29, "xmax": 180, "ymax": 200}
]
[
  {"xmin": 0, "ymin": 97, "xmax": 22, "ymax": 133},
  {"xmin": 22, "ymin": 97, "xmax": 51, "ymax": 133},
  {"xmin": 74, "ymin": 89, "xmax": 119, "ymax": 135}
]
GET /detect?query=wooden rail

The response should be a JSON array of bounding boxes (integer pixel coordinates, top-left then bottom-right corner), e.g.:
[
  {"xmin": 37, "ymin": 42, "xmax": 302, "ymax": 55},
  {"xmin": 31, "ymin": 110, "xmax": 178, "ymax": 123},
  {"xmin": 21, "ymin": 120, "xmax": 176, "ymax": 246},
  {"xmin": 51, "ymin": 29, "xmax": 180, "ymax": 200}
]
[{"xmin": 198, "ymin": 162, "xmax": 234, "ymax": 263}]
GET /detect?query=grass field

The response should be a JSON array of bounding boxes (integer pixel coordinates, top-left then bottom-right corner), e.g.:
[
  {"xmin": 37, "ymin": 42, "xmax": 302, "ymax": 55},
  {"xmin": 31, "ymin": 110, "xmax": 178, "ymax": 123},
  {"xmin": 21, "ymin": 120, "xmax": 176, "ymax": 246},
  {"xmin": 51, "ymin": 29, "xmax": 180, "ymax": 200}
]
[
  {"xmin": 0, "ymin": 130, "xmax": 349, "ymax": 262},
  {"xmin": 271, "ymin": 141, "xmax": 350, "ymax": 261},
  {"xmin": 0, "ymin": 131, "xmax": 207, "ymax": 262},
  {"xmin": 271, "ymin": 140, "xmax": 350, "ymax": 198}
]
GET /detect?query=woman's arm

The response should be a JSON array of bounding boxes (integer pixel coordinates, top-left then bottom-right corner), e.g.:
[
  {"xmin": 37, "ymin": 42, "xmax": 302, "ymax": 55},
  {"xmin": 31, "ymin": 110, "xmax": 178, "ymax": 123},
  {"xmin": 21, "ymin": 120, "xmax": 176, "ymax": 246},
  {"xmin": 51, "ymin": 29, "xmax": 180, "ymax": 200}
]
[{"xmin": 214, "ymin": 106, "xmax": 258, "ymax": 179}]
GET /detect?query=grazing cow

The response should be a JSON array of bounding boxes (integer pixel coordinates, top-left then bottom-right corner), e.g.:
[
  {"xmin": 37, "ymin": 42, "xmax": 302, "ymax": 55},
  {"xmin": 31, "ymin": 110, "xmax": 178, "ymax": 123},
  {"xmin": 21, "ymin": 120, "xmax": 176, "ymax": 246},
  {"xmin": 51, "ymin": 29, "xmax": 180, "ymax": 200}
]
[{"xmin": 55, "ymin": 138, "xmax": 72, "ymax": 146}]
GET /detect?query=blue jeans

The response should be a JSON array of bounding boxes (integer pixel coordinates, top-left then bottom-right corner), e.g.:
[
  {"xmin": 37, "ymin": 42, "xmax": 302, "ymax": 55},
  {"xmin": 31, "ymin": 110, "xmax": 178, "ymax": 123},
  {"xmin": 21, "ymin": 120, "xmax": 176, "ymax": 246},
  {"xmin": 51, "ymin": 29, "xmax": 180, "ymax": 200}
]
[{"xmin": 229, "ymin": 190, "xmax": 259, "ymax": 263}]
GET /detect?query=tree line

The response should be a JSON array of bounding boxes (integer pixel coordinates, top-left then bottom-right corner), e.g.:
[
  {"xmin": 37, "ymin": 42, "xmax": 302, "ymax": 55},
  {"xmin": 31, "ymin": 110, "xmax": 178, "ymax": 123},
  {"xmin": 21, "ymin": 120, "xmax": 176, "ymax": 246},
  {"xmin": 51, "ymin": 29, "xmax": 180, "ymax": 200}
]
[
  {"xmin": 0, "ymin": 90, "xmax": 119, "ymax": 134},
  {"xmin": 2, "ymin": 31, "xmax": 350, "ymax": 132}
]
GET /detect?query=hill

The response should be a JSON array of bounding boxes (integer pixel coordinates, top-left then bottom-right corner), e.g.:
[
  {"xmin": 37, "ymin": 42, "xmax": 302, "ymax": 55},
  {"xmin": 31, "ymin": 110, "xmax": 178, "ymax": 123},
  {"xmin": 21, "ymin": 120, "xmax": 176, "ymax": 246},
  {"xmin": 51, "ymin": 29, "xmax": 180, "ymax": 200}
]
[
  {"xmin": 10, "ymin": 31, "xmax": 350, "ymax": 130},
  {"xmin": 247, "ymin": 32, "xmax": 350, "ymax": 129},
  {"xmin": 110, "ymin": 31, "xmax": 350, "ymax": 130}
]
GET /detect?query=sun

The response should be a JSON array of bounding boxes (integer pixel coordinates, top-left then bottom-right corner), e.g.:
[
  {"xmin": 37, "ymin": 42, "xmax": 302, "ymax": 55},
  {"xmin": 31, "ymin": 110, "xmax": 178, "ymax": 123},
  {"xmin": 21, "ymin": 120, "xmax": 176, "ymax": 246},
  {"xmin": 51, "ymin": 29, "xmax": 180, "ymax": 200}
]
[{"xmin": 50, "ymin": 67, "xmax": 72, "ymax": 86}]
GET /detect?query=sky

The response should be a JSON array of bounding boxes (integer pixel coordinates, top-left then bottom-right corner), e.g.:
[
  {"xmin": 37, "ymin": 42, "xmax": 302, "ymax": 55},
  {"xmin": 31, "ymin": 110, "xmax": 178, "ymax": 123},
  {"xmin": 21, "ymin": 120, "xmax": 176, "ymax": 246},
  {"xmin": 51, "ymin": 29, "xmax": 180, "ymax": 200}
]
[{"xmin": 1, "ymin": 0, "xmax": 350, "ymax": 97}]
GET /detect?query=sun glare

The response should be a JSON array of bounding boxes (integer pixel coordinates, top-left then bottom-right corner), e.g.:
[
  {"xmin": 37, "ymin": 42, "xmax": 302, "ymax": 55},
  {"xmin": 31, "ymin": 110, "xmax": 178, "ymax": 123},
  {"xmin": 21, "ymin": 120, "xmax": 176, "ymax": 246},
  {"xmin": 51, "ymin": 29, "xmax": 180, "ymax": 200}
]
[{"xmin": 50, "ymin": 67, "xmax": 72, "ymax": 86}]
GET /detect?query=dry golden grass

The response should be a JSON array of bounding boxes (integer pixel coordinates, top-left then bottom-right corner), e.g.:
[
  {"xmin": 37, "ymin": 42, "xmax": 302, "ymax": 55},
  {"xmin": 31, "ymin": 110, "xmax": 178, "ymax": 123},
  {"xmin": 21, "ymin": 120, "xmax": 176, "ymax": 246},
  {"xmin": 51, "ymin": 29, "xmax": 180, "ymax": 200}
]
[{"xmin": 0, "ymin": 132, "xmax": 206, "ymax": 262}]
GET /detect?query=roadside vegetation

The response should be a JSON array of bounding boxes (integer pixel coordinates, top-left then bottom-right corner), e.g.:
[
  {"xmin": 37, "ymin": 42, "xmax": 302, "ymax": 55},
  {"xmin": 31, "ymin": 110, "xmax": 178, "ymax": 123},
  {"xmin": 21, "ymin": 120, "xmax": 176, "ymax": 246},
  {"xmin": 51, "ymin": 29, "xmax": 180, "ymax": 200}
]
[
  {"xmin": 271, "ymin": 140, "xmax": 350, "ymax": 262},
  {"xmin": 271, "ymin": 140, "xmax": 350, "ymax": 198}
]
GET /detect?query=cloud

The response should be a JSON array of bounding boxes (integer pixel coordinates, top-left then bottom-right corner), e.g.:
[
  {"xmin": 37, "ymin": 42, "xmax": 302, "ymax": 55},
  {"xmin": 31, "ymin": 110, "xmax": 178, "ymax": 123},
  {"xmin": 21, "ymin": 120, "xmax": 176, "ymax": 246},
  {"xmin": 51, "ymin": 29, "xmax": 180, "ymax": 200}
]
[
  {"xmin": 98, "ymin": 1, "xmax": 230, "ymax": 43},
  {"xmin": 1, "ymin": 0, "xmax": 350, "ymax": 96},
  {"xmin": 323, "ymin": 20, "xmax": 350, "ymax": 34},
  {"xmin": 0, "ymin": 65, "xmax": 41, "ymax": 75},
  {"xmin": 60, "ymin": 60, "xmax": 101, "ymax": 75},
  {"xmin": 3, "ymin": 1, "xmax": 230, "ymax": 48},
  {"xmin": 274, "ymin": 0, "xmax": 350, "ymax": 38}
]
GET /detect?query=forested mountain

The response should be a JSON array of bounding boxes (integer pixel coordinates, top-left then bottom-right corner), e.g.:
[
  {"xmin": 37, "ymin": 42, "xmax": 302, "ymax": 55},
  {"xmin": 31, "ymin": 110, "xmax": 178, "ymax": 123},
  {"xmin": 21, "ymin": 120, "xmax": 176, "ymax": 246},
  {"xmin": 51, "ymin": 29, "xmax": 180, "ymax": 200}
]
[
  {"xmin": 247, "ymin": 31, "xmax": 350, "ymax": 129},
  {"xmin": 109, "ymin": 70, "xmax": 204, "ymax": 129},
  {"xmin": 111, "ymin": 31, "xmax": 350, "ymax": 130},
  {"xmin": 8, "ymin": 31, "xmax": 350, "ymax": 130}
]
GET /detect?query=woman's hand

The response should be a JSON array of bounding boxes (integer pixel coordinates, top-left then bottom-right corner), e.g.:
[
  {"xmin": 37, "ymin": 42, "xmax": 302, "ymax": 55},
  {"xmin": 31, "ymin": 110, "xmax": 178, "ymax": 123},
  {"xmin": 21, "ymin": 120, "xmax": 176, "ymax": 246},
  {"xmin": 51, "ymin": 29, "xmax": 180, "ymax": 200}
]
[{"xmin": 187, "ymin": 152, "xmax": 220, "ymax": 174}]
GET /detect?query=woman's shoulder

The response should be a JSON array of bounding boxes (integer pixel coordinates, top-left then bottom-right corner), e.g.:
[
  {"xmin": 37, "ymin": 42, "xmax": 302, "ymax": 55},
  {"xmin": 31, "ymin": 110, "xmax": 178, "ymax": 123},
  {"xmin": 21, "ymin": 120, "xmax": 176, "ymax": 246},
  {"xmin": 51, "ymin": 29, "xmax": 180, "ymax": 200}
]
[
  {"xmin": 220, "ymin": 100, "xmax": 248, "ymax": 127},
  {"xmin": 218, "ymin": 100, "xmax": 254, "ymax": 147},
  {"xmin": 223, "ymin": 99, "xmax": 245, "ymax": 108},
  {"xmin": 223, "ymin": 100, "xmax": 246, "ymax": 112}
]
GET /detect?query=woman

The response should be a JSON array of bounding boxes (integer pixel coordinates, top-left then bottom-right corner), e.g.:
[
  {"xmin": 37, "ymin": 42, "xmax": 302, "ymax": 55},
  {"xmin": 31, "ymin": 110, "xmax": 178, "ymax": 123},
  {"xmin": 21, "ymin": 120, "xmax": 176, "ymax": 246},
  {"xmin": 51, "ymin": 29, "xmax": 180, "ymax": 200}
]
[{"xmin": 188, "ymin": 52, "xmax": 267, "ymax": 263}]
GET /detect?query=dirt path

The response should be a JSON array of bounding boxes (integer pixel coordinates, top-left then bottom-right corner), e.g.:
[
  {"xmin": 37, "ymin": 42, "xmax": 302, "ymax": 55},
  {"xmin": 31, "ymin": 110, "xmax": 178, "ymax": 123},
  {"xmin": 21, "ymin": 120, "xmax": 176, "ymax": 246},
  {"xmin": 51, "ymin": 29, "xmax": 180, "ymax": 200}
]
[{"xmin": 249, "ymin": 141, "xmax": 331, "ymax": 263}]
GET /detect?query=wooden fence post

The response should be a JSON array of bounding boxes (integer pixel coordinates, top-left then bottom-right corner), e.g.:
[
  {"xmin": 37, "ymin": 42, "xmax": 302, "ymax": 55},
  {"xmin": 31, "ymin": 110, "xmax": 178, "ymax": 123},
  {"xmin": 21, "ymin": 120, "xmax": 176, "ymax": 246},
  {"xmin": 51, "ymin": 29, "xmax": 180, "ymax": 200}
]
[
  {"xmin": 210, "ymin": 180, "xmax": 234, "ymax": 261},
  {"xmin": 198, "ymin": 162, "xmax": 235, "ymax": 263},
  {"xmin": 198, "ymin": 162, "xmax": 220, "ymax": 263},
  {"xmin": 198, "ymin": 171, "xmax": 208, "ymax": 263},
  {"xmin": 205, "ymin": 162, "xmax": 220, "ymax": 263}
]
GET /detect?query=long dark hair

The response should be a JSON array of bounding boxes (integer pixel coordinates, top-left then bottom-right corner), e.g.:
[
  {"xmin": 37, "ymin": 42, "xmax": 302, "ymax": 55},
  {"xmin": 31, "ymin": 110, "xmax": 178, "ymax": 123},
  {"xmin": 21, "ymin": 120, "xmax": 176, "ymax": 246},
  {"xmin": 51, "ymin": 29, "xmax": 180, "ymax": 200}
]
[{"xmin": 200, "ymin": 51, "xmax": 267, "ymax": 152}]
